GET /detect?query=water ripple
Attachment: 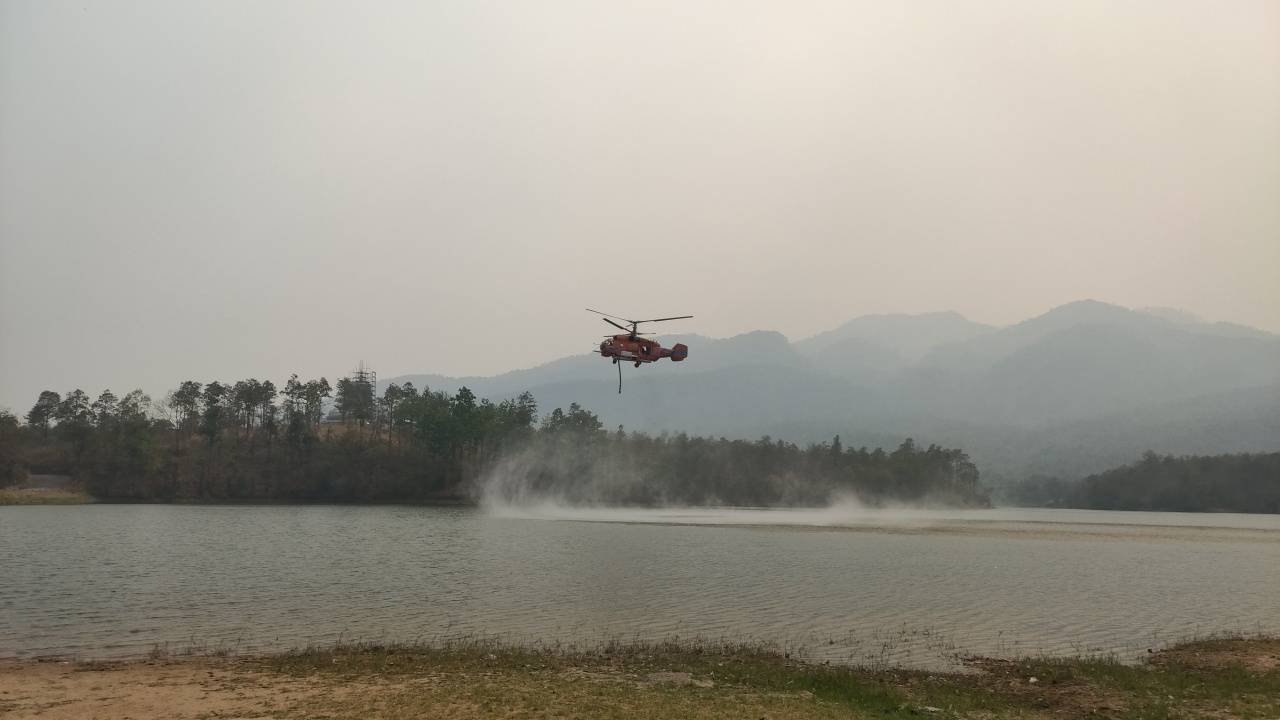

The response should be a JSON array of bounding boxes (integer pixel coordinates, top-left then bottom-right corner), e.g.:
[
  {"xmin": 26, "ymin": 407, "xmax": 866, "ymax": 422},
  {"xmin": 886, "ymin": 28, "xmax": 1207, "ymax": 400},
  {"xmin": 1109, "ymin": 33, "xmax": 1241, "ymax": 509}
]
[{"xmin": 1, "ymin": 505, "xmax": 1277, "ymax": 669}]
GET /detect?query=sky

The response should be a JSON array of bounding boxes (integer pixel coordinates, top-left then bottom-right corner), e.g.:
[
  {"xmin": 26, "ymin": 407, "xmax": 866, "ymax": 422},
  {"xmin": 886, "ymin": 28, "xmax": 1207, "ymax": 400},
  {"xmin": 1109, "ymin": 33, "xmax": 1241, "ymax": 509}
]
[{"xmin": 1, "ymin": 0, "xmax": 1278, "ymax": 411}]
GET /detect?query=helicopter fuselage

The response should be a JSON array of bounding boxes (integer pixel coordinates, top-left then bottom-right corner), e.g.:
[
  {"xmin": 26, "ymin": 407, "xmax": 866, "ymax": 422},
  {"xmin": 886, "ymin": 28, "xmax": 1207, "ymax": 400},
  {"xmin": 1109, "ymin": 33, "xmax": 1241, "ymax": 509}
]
[{"xmin": 599, "ymin": 335, "xmax": 688, "ymax": 364}]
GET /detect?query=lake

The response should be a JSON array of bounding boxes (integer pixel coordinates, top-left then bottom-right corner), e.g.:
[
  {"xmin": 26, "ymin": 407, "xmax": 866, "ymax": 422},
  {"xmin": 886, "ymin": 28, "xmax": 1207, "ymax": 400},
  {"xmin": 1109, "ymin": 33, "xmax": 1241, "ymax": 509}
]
[{"xmin": 2, "ymin": 504, "xmax": 1278, "ymax": 668}]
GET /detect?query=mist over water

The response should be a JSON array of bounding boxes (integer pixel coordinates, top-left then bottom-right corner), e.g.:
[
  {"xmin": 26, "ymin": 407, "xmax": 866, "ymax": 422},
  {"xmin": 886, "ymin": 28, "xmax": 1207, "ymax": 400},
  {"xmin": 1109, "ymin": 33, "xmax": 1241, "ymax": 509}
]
[
  {"xmin": 475, "ymin": 444, "xmax": 901, "ymax": 523},
  {"xmin": 475, "ymin": 459, "xmax": 1280, "ymax": 537},
  {"xmin": 485, "ymin": 496, "xmax": 893, "ymax": 527},
  {"xmin": 479, "ymin": 461, "xmax": 935, "ymax": 527},
  {"xmin": 471, "ymin": 429, "xmax": 989, "ymax": 512}
]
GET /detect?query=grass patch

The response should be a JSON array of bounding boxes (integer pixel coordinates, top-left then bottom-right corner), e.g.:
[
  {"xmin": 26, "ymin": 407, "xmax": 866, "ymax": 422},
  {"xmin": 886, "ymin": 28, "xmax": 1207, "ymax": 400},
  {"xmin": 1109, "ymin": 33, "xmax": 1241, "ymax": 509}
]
[
  {"xmin": 249, "ymin": 635, "xmax": 1280, "ymax": 719},
  {"xmin": 1011, "ymin": 638, "xmax": 1280, "ymax": 719}
]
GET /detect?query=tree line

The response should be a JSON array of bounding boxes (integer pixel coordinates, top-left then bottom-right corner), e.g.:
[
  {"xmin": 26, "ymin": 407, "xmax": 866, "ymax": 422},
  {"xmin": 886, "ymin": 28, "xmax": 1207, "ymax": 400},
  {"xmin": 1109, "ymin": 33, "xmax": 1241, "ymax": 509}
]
[
  {"xmin": 996, "ymin": 451, "xmax": 1280, "ymax": 513},
  {"xmin": 2, "ymin": 376, "xmax": 989, "ymax": 507}
]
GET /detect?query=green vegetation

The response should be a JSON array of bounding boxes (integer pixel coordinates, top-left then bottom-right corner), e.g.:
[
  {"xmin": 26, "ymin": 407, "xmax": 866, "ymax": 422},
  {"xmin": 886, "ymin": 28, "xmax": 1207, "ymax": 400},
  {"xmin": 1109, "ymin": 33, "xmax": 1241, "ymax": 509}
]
[
  {"xmin": 261, "ymin": 638, "xmax": 942, "ymax": 719},
  {"xmin": 199, "ymin": 636, "xmax": 1280, "ymax": 718},
  {"xmin": 999, "ymin": 452, "xmax": 1280, "ymax": 513},
  {"xmin": 1072, "ymin": 451, "xmax": 1280, "ymax": 513},
  {"xmin": 2, "ymin": 378, "xmax": 989, "ymax": 507}
]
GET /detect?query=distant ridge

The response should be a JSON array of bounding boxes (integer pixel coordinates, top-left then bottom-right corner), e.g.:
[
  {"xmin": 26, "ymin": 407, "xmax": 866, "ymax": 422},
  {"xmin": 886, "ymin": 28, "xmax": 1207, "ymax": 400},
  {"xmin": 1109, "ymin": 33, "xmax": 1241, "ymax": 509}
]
[
  {"xmin": 796, "ymin": 311, "xmax": 993, "ymax": 362},
  {"xmin": 383, "ymin": 301, "xmax": 1280, "ymax": 479}
]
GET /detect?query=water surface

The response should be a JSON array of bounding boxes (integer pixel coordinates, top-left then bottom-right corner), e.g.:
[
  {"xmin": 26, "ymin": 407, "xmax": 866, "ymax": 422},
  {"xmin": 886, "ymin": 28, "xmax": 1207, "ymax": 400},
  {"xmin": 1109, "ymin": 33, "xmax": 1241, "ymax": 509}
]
[{"xmin": 2, "ymin": 505, "xmax": 1277, "ymax": 668}]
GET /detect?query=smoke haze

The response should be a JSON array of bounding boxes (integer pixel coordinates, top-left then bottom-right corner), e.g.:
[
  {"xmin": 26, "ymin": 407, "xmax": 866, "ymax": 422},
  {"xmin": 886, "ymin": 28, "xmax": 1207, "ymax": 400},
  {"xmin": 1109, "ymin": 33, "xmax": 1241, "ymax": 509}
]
[{"xmin": 3, "ymin": 0, "xmax": 1278, "ymax": 409}]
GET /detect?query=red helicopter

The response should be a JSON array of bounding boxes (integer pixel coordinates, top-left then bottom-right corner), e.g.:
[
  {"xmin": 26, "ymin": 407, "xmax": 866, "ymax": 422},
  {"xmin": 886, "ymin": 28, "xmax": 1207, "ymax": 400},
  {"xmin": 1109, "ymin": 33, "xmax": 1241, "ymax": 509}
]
[{"xmin": 588, "ymin": 308, "xmax": 692, "ymax": 393}]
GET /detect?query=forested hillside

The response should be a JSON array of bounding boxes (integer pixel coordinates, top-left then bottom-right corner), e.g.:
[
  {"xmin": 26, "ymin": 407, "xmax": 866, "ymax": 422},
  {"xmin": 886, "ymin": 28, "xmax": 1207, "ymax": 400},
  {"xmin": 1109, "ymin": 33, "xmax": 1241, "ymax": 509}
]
[
  {"xmin": 1, "ymin": 379, "xmax": 988, "ymax": 508},
  {"xmin": 992, "ymin": 452, "xmax": 1280, "ymax": 513},
  {"xmin": 1070, "ymin": 452, "xmax": 1280, "ymax": 513}
]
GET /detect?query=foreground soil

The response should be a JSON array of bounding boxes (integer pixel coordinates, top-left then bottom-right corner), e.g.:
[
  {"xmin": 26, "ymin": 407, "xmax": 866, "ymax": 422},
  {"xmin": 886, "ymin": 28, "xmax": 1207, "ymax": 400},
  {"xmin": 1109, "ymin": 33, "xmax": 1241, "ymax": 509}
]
[{"xmin": 1, "ymin": 638, "xmax": 1277, "ymax": 719}]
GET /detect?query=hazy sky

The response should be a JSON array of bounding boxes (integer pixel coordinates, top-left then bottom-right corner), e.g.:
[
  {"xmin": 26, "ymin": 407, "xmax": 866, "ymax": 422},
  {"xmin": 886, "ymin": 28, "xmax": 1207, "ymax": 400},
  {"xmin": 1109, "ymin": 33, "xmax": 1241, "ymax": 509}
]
[{"xmin": 2, "ymin": 0, "xmax": 1278, "ymax": 410}]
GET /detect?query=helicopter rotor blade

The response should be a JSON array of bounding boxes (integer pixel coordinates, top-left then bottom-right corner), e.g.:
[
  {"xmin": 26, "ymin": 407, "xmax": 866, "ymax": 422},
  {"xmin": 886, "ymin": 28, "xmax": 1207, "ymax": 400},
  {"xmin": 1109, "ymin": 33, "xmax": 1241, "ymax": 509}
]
[
  {"xmin": 586, "ymin": 308, "xmax": 636, "ymax": 324},
  {"xmin": 634, "ymin": 315, "xmax": 694, "ymax": 324},
  {"xmin": 600, "ymin": 317, "xmax": 630, "ymax": 332}
]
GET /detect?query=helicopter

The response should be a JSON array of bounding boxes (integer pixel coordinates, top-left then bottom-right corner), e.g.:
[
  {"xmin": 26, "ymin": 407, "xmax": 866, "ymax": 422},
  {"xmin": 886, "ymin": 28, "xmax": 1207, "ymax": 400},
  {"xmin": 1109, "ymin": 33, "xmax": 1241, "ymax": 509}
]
[{"xmin": 587, "ymin": 308, "xmax": 692, "ymax": 393}]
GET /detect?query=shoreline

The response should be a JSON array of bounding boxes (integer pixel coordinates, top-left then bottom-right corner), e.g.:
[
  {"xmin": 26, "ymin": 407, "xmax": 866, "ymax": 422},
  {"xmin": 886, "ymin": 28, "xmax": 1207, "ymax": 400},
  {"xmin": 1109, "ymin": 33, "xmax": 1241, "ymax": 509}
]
[
  {"xmin": 2, "ymin": 636, "xmax": 1277, "ymax": 719},
  {"xmin": 5, "ymin": 495, "xmax": 1278, "ymax": 515}
]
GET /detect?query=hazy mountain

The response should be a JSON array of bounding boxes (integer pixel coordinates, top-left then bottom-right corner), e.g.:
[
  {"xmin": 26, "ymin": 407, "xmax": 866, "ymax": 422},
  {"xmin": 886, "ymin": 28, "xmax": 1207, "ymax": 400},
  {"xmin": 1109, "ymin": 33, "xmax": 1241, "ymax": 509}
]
[
  {"xmin": 797, "ymin": 311, "xmax": 994, "ymax": 362},
  {"xmin": 995, "ymin": 384, "xmax": 1280, "ymax": 478},
  {"xmin": 1139, "ymin": 306, "xmax": 1278, "ymax": 341},
  {"xmin": 904, "ymin": 301, "xmax": 1280, "ymax": 426},
  {"xmin": 793, "ymin": 311, "xmax": 993, "ymax": 386},
  {"xmin": 919, "ymin": 299, "xmax": 1156, "ymax": 370},
  {"xmin": 388, "ymin": 330, "xmax": 804, "ymax": 398},
  {"xmin": 383, "ymin": 301, "xmax": 1280, "ymax": 479},
  {"xmin": 978, "ymin": 322, "xmax": 1280, "ymax": 425},
  {"xmin": 485, "ymin": 362, "xmax": 887, "ymax": 439}
]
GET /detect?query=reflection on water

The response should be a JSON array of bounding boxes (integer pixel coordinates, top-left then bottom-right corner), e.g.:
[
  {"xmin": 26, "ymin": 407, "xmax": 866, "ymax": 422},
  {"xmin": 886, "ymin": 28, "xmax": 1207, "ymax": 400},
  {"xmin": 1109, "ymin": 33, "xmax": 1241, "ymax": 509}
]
[{"xmin": 1, "ymin": 505, "xmax": 1277, "ymax": 668}]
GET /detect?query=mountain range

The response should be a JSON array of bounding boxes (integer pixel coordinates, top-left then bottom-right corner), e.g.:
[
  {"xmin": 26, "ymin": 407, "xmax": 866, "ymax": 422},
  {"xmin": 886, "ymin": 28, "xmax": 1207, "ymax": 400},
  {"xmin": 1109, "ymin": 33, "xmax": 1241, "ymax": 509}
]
[{"xmin": 385, "ymin": 300, "xmax": 1280, "ymax": 480}]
